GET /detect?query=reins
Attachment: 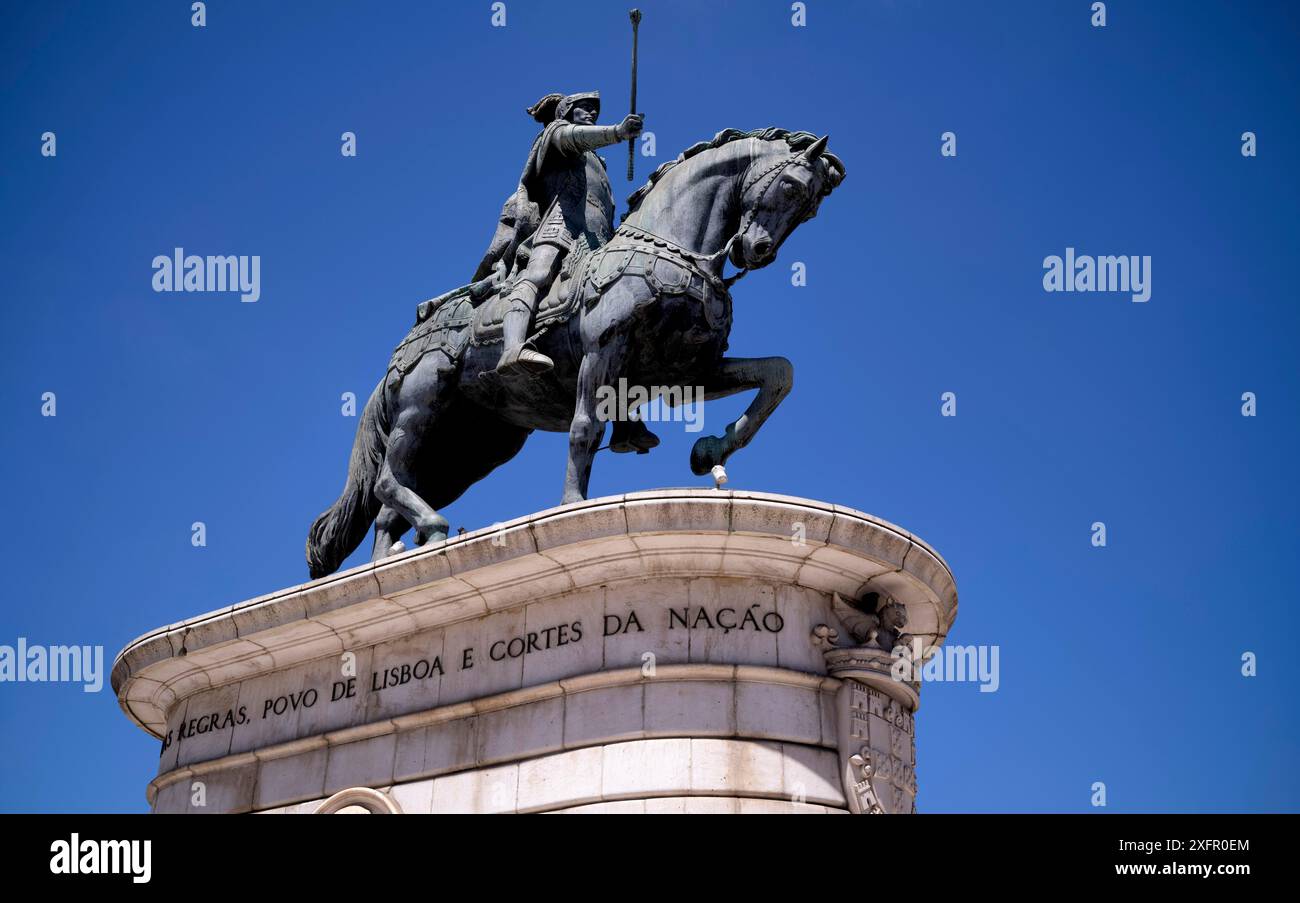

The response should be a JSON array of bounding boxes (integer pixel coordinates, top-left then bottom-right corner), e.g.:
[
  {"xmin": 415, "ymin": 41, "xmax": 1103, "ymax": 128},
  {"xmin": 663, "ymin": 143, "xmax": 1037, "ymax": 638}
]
[{"xmin": 618, "ymin": 148, "xmax": 822, "ymax": 292}]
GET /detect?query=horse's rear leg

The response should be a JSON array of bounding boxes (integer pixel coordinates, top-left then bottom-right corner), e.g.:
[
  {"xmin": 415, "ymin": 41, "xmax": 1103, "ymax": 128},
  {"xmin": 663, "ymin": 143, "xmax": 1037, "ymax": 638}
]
[
  {"xmin": 687, "ymin": 356, "xmax": 794, "ymax": 475},
  {"xmin": 375, "ymin": 352, "xmax": 454, "ymax": 550},
  {"xmin": 372, "ymin": 505, "xmax": 410, "ymax": 560}
]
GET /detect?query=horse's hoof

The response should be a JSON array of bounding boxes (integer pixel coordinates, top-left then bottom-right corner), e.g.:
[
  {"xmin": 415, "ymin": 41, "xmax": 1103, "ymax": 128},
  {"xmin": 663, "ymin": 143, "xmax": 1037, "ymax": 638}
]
[
  {"xmin": 690, "ymin": 435, "xmax": 724, "ymax": 476},
  {"xmin": 413, "ymin": 513, "xmax": 450, "ymax": 548},
  {"xmin": 388, "ymin": 541, "xmax": 406, "ymax": 555},
  {"xmin": 416, "ymin": 529, "xmax": 448, "ymax": 547},
  {"xmin": 610, "ymin": 424, "xmax": 661, "ymax": 454}
]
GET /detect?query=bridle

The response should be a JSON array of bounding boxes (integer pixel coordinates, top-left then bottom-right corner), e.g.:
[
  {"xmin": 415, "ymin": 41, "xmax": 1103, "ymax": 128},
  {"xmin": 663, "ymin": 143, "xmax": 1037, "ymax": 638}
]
[
  {"xmin": 614, "ymin": 145, "xmax": 828, "ymax": 292},
  {"xmin": 697, "ymin": 148, "xmax": 829, "ymax": 288}
]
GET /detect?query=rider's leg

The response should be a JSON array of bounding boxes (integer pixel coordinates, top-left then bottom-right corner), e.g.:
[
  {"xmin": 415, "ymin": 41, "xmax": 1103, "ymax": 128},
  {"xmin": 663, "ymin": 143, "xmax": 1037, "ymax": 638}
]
[{"xmin": 498, "ymin": 246, "xmax": 562, "ymax": 376}]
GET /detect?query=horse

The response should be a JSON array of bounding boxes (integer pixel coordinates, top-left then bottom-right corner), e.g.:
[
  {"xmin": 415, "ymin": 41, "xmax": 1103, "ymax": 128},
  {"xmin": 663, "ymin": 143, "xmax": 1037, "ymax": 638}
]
[{"xmin": 306, "ymin": 128, "xmax": 845, "ymax": 579}]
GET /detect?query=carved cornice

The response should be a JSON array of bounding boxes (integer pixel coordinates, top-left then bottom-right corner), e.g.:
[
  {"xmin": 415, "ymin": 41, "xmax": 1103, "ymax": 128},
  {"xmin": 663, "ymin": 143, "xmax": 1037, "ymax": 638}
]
[{"xmin": 113, "ymin": 490, "xmax": 957, "ymax": 738}]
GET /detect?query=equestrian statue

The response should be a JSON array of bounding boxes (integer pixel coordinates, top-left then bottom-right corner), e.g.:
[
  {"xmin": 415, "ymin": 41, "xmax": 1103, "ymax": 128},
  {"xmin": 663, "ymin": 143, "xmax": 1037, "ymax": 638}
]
[{"xmin": 305, "ymin": 85, "xmax": 845, "ymax": 578}]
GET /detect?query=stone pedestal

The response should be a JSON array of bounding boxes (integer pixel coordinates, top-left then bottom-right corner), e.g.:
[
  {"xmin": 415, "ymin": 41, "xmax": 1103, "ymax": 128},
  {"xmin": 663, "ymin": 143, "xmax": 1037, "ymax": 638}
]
[{"xmin": 111, "ymin": 490, "xmax": 957, "ymax": 814}]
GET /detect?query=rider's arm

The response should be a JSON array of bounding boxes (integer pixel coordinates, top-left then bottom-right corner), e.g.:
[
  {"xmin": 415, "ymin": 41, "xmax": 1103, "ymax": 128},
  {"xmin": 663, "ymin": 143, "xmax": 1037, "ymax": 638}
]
[{"xmin": 552, "ymin": 122, "xmax": 631, "ymax": 156}]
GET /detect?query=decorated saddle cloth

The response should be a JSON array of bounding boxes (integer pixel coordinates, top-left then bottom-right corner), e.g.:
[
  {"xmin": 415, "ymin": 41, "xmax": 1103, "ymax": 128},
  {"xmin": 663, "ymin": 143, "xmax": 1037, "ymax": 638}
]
[
  {"xmin": 383, "ymin": 243, "xmax": 596, "ymax": 389},
  {"xmin": 385, "ymin": 286, "xmax": 475, "ymax": 390},
  {"xmin": 468, "ymin": 225, "xmax": 730, "ymax": 347},
  {"xmin": 386, "ymin": 226, "xmax": 731, "ymax": 388},
  {"xmin": 581, "ymin": 225, "xmax": 731, "ymax": 332}
]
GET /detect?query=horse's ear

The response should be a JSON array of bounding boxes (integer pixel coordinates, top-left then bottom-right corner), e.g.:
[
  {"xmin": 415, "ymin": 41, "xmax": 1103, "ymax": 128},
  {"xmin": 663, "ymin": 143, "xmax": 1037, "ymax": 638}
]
[{"xmin": 803, "ymin": 134, "xmax": 829, "ymax": 161}]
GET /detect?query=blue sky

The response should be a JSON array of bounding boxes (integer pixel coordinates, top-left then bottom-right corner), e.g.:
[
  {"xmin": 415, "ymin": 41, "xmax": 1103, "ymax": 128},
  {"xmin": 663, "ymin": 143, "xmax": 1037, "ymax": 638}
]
[{"xmin": 1, "ymin": 0, "xmax": 1297, "ymax": 812}]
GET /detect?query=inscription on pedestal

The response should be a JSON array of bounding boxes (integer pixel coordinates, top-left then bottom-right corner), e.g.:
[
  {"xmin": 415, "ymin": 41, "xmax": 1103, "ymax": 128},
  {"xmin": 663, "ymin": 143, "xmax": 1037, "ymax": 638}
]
[{"xmin": 159, "ymin": 596, "xmax": 789, "ymax": 766}]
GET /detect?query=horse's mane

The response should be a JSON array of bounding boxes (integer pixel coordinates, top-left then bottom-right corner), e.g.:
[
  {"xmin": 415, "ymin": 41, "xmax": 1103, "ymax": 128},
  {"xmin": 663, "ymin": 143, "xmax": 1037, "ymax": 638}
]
[{"xmin": 622, "ymin": 128, "xmax": 839, "ymax": 221}]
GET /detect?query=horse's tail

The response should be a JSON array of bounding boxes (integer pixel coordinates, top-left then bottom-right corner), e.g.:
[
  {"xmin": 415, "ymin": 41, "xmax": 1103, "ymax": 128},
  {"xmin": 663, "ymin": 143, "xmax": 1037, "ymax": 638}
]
[{"xmin": 306, "ymin": 378, "xmax": 390, "ymax": 579}]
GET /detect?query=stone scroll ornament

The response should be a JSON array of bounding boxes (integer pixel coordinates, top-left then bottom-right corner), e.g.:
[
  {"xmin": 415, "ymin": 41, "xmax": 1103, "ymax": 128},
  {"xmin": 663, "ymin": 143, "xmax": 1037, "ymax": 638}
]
[{"xmin": 304, "ymin": 14, "xmax": 846, "ymax": 579}]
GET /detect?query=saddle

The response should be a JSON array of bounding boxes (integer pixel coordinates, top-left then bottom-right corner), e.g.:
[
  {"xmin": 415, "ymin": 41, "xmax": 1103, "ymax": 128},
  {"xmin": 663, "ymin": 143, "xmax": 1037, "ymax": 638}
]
[
  {"xmin": 468, "ymin": 238, "xmax": 596, "ymax": 346},
  {"xmin": 385, "ymin": 226, "xmax": 731, "ymax": 391},
  {"xmin": 383, "ymin": 244, "xmax": 594, "ymax": 390}
]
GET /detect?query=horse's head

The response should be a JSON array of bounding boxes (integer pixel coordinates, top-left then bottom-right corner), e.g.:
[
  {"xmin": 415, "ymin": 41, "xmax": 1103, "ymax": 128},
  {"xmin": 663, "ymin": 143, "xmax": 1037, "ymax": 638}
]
[{"xmin": 733, "ymin": 135, "xmax": 845, "ymax": 270}]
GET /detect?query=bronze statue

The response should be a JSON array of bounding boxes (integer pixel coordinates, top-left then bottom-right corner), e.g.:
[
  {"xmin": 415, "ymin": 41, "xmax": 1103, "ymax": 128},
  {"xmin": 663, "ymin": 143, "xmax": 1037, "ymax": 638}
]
[{"xmin": 306, "ymin": 124, "xmax": 844, "ymax": 578}]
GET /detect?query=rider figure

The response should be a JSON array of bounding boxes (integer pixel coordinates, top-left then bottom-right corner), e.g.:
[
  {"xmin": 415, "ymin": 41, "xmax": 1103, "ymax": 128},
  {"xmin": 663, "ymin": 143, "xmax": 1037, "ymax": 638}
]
[{"xmin": 484, "ymin": 91, "xmax": 644, "ymax": 377}]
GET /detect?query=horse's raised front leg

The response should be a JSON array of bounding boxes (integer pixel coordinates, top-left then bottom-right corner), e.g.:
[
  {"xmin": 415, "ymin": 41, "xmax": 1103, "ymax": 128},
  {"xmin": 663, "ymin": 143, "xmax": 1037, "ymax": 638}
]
[{"xmin": 688, "ymin": 356, "xmax": 794, "ymax": 475}]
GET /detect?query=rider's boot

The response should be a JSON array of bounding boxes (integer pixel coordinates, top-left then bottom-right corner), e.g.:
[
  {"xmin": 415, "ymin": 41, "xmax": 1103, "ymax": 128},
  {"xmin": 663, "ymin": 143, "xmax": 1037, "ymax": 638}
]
[{"xmin": 495, "ymin": 282, "xmax": 554, "ymax": 377}]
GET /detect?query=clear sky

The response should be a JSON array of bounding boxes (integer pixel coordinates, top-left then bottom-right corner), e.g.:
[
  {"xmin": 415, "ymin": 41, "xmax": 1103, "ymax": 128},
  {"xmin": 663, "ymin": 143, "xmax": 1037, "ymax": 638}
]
[{"xmin": 1, "ymin": 0, "xmax": 1297, "ymax": 813}]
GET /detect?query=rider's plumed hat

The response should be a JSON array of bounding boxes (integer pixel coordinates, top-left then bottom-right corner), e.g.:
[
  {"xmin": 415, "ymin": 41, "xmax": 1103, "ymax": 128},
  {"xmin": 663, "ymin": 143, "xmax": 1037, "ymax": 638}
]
[{"xmin": 527, "ymin": 91, "xmax": 601, "ymax": 124}]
